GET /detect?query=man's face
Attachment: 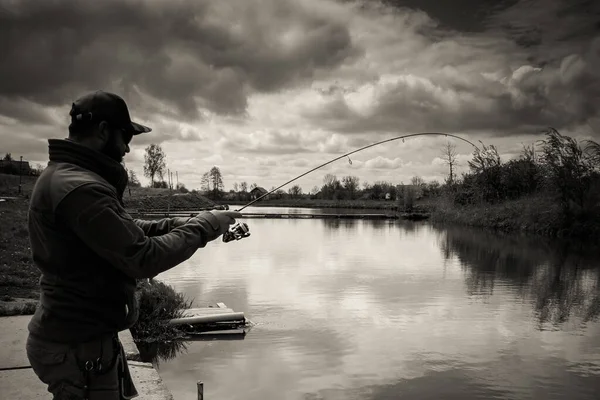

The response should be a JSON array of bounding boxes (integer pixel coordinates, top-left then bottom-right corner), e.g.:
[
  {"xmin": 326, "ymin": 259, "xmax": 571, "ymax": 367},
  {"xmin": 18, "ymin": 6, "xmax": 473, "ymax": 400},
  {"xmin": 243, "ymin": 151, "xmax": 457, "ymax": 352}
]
[{"xmin": 103, "ymin": 127, "xmax": 132, "ymax": 163}]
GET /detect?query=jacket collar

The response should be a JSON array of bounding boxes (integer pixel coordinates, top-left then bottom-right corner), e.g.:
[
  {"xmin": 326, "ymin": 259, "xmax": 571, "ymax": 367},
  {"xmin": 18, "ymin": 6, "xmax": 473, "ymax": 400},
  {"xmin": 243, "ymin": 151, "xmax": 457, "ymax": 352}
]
[{"xmin": 47, "ymin": 138, "xmax": 128, "ymax": 202}]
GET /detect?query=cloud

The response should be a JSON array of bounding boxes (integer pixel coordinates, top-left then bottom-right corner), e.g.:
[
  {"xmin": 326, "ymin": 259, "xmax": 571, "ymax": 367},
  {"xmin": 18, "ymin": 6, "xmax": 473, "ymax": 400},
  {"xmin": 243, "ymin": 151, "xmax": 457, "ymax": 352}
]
[
  {"xmin": 217, "ymin": 128, "xmax": 332, "ymax": 155},
  {"xmin": 484, "ymin": 0, "xmax": 600, "ymax": 58},
  {"xmin": 256, "ymin": 157, "xmax": 277, "ymax": 167},
  {"xmin": 0, "ymin": 0, "xmax": 358, "ymax": 124},
  {"xmin": 1, "ymin": 0, "xmax": 598, "ymax": 192},
  {"xmin": 364, "ymin": 156, "xmax": 403, "ymax": 169},
  {"xmin": 300, "ymin": 1, "xmax": 600, "ymax": 137},
  {"xmin": 203, "ymin": 154, "xmax": 223, "ymax": 164}
]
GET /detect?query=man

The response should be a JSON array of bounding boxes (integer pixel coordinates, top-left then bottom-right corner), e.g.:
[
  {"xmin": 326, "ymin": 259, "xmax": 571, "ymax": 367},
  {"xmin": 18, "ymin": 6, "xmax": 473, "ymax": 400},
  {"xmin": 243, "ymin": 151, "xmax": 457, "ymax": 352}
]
[{"xmin": 25, "ymin": 90, "xmax": 242, "ymax": 399}]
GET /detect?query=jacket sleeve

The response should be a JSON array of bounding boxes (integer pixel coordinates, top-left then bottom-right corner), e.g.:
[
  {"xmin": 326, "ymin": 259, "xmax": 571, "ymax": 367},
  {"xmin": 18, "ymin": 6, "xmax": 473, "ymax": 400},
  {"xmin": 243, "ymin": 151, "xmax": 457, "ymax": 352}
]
[
  {"xmin": 133, "ymin": 217, "xmax": 193, "ymax": 236},
  {"xmin": 58, "ymin": 183, "xmax": 223, "ymax": 279}
]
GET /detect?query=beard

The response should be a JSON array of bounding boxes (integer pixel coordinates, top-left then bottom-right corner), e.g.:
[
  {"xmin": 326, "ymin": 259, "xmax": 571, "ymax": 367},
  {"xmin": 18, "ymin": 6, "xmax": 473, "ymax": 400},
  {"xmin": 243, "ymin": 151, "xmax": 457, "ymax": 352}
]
[{"xmin": 102, "ymin": 134, "xmax": 123, "ymax": 163}]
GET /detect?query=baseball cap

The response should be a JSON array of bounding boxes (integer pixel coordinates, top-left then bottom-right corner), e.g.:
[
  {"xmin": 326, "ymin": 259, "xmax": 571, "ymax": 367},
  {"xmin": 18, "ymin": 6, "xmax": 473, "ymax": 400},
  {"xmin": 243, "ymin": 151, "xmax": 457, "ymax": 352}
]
[{"xmin": 69, "ymin": 90, "xmax": 152, "ymax": 135}]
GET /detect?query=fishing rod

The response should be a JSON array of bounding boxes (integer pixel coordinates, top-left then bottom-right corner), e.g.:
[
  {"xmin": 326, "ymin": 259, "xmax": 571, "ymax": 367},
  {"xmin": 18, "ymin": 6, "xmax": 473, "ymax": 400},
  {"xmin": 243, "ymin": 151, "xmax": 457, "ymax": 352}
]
[{"xmin": 222, "ymin": 132, "xmax": 479, "ymax": 242}]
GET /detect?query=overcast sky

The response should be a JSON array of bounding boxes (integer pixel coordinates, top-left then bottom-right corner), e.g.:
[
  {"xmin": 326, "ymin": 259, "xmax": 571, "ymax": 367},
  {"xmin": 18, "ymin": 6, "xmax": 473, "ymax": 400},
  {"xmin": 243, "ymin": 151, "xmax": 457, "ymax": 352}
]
[{"xmin": 1, "ymin": 0, "xmax": 599, "ymax": 192}]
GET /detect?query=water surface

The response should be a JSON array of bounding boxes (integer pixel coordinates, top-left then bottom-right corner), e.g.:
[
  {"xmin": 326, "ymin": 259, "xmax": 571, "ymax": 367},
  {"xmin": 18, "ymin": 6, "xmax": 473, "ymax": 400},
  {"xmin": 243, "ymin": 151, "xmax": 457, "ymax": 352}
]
[{"xmin": 151, "ymin": 210, "xmax": 600, "ymax": 400}]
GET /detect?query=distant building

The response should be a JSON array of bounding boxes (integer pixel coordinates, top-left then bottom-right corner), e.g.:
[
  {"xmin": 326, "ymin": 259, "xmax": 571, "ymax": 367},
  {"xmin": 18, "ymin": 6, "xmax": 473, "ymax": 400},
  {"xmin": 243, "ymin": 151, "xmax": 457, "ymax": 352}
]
[
  {"xmin": 0, "ymin": 159, "xmax": 31, "ymax": 175},
  {"xmin": 249, "ymin": 186, "xmax": 268, "ymax": 200}
]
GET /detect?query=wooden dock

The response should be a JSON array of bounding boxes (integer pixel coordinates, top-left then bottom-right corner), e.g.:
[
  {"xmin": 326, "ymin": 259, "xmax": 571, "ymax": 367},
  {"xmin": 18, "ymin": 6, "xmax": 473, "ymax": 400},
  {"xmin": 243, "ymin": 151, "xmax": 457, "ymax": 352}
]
[{"xmin": 167, "ymin": 303, "xmax": 252, "ymax": 338}]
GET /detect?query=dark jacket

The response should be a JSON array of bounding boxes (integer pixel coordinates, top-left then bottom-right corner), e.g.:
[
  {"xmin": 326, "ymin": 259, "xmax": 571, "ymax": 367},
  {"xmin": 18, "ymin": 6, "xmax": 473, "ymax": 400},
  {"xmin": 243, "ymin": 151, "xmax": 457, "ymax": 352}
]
[{"xmin": 27, "ymin": 139, "xmax": 223, "ymax": 343}]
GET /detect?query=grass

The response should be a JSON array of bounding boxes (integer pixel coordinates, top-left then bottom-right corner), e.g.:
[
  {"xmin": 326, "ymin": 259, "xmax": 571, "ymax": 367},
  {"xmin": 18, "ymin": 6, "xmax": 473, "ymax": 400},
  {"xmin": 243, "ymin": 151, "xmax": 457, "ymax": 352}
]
[
  {"xmin": 130, "ymin": 280, "xmax": 193, "ymax": 343},
  {"xmin": 0, "ymin": 173, "xmax": 38, "ymax": 197},
  {"xmin": 0, "ymin": 198, "xmax": 40, "ymax": 303},
  {"xmin": 429, "ymin": 192, "xmax": 600, "ymax": 239},
  {"xmin": 0, "ymin": 300, "xmax": 38, "ymax": 316}
]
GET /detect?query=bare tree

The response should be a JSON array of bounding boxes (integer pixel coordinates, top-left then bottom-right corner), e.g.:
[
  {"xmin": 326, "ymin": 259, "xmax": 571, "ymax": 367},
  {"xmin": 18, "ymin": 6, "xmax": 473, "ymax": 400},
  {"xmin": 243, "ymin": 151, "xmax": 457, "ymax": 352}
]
[
  {"xmin": 323, "ymin": 173, "xmax": 337, "ymax": 187},
  {"xmin": 410, "ymin": 176, "xmax": 424, "ymax": 186},
  {"xmin": 200, "ymin": 172, "xmax": 210, "ymax": 192},
  {"xmin": 143, "ymin": 144, "xmax": 166, "ymax": 187},
  {"xmin": 288, "ymin": 185, "xmax": 302, "ymax": 198},
  {"xmin": 441, "ymin": 143, "xmax": 458, "ymax": 184}
]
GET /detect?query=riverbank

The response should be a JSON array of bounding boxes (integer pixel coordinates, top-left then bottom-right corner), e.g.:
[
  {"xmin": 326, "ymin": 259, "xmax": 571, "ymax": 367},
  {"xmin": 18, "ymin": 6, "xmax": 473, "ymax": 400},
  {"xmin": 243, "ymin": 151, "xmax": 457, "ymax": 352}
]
[
  {"xmin": 429, "ymin": 194, "xmax": 600, "ymax": 240},
  {"xmin": 217, "ymin": 198, "xmax": 404, "ymax": 210}
]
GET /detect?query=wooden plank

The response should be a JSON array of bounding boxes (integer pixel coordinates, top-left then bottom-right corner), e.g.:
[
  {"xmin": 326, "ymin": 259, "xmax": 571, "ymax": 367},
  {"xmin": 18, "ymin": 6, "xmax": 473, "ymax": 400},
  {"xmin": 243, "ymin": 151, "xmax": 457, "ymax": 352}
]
[
  {"xmin": 183, "ymin": 330, "xmax": 247, "ymax": 341},
  {"xmin": 182, "ymin": 307, "xmax": 235, "ymax": 316},
  {"xmin": 216, "ymin": 302, "xmax": 227, "ymax": 309},
  {"xmin": 168, "ymin": 312, "xmax": 245, "ymax": 326}
]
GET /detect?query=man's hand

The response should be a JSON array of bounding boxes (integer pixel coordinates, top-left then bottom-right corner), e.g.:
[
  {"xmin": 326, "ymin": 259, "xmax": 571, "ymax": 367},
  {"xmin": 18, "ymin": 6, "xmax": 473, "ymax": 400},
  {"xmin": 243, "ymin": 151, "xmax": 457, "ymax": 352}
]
[
  {"xmin": 193, "ymin": 210, "xmax": 243, "ymax": 242},
  {"xmin": 208, "ymin": 210, "xmax": 243, "ymax": 235}
]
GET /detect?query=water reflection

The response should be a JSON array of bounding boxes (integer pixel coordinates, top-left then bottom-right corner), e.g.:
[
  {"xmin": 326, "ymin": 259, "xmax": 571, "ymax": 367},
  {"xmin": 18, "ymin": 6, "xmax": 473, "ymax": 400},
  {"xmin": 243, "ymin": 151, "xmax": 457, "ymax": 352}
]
[
  {"xmin": 322, "ymin": 218, "xmax": 357, "ymax": 230},
  {"xmin": 137, "ymin": 340, "xmax": 190, "ymax": 367},
  {"xmin": 156, "ymin": 215, "xmax": 600, "ymax": 400},
  {"xmin": 435, "ymin": 225, "xmax": 600, "ymax": 328}
]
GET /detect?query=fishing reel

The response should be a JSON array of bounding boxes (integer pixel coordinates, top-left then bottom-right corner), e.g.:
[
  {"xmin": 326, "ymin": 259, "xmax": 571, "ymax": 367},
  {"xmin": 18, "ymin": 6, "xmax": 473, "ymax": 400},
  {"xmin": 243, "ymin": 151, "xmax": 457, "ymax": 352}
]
[{"xmin": 223, "ymin": 221, "xmax": 251, "ymax": 243}]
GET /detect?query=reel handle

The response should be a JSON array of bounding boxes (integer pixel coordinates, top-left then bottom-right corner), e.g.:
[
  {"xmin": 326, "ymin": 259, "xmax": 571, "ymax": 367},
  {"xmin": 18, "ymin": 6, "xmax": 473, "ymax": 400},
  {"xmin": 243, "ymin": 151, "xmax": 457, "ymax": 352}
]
[{"xmin": 223, "ymin": 221, "xmax": 251, "ymax": 243}]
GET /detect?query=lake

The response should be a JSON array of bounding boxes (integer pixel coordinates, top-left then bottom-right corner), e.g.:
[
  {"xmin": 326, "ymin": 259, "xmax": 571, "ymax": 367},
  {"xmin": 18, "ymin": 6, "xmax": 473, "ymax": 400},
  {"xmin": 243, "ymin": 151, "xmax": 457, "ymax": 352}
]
[{"xmin": 148, "ymin": 207, "xmax": 600, "ymax": 400}]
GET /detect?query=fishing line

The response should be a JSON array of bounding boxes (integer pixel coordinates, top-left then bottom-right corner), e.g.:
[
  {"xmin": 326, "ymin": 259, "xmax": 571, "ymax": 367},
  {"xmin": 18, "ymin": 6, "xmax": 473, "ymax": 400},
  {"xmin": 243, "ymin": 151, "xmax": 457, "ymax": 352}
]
[{"xmin": 235, "ymin": 132, "xmax": 479, "ymax": 212}]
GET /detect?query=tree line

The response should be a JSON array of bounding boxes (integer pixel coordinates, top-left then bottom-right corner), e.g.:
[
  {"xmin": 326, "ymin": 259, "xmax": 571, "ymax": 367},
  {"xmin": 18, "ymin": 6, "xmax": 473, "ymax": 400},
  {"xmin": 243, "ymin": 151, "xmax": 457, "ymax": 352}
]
[
  {"xmin": 10, "ymin": 128, "xmax": 598, "ymax": 219},
  {"xmin": 446, "ymin": 128, "xmax": 600, "ymax": 221}
]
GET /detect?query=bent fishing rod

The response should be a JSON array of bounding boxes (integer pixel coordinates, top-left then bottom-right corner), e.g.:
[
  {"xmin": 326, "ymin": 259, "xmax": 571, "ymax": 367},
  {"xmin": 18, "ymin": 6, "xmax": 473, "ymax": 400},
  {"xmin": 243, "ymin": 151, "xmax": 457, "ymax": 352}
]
[{"xmin": 222, "ymin": 132, "xmax": 479, "ymax": 242}]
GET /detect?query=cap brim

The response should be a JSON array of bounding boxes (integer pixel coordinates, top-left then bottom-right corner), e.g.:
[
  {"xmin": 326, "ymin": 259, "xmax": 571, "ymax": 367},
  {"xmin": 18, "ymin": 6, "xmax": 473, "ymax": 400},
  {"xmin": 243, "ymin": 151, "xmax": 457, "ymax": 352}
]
[{"xmin": 130, "ymin": 121, "xmax": 152, "ymax": 135}]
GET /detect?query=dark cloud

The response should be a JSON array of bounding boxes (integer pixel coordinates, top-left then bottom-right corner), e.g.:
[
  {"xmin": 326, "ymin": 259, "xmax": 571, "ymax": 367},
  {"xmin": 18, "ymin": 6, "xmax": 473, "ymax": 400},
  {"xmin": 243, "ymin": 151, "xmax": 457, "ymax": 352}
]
[
  {"xmin": 0, "ymin": 0, "xmax": 358, "ymax": 124},
  {"xmin": 305, "ymin": 0, "xmax": 600, "ymax": 137},
  {"xmin": 377, "ymin": 0, "xmax": 519, "ymax": 33},
  {"xmin": 485, "ymin": 0, "xmax": 600, "ymax": 61}
]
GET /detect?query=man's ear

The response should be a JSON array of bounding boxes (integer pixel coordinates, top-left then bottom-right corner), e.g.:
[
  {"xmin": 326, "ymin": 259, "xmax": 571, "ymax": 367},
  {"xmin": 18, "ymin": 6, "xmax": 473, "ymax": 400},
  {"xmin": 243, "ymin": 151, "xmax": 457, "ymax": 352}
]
[{"xmin": 97, "ymin": 121, "xmax": 111, "ymax": 144}]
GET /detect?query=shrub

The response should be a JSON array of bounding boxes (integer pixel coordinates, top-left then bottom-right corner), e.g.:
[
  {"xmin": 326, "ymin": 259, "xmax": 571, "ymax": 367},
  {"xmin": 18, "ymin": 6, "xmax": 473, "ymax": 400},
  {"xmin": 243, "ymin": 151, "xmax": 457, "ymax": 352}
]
[{"xmin": 130, "ymin": 280, "xmax": 193, "ymax": 343}]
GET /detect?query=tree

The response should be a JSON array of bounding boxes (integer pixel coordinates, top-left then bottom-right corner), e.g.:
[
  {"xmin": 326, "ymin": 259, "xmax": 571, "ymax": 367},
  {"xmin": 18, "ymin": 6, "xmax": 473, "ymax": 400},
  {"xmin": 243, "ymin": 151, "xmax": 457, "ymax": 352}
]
[
  {"xmin": 410, "ymin": 176, "xmax": 424, "ymax": 187},
  {"xmin": 288, "ymin": 185, "xmax": 302, "ymax": 198},
  {"xmin": 128, "ymin": 169, "xmax": 141, "ymax": 187},
  {"xmin": 584, "ymin": 140, "xmax": 600, "ymax": 169},
  {"xmin": 539, "ymin": 128, "xmax": 596, "ymax": 212},
  {"xmin": 468, "ymin": 142, "xmax": 501, "ymax": 173},
  {"xmin": 441, "ymin": 143, "xmax": 458, "ymax": 184},
  {"xmin": 200, "ymin": 172, "xmax": 210, "ymax": 192},
  {"xmin": 342, "ymin": 175, "xmax": 360, "ymax": 199},
  {"xmin": 233, "ymin": 182, "xmax": 239, "ymax": 192},
  {"xmin": 176, "ymin": 183, "xmax": 189, "ymax": 193},
  {"xmin": 240, "ymin": 182, "xmax": 248, "ymax": 192},
  {"xmin": 323, "ymin": 174, "xmax": 337, "ymax": 187},
  {"xmin": 321, "ymin": 174, "xmax": 340, "ymax": 199},
  {"xmin": 143, "ymin": 144, "xmax": 166, "ymax": 187},
  {"xmin": 250, "ymin": 183, "xmax": 257, "ymax": 191},
  {"xmin": 208, "ymin": 166, "xmax": 224, "ymax": 198},
  {"xmin": 3, "ymin": 153, "xmax": 12, "ymax": 161}
]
